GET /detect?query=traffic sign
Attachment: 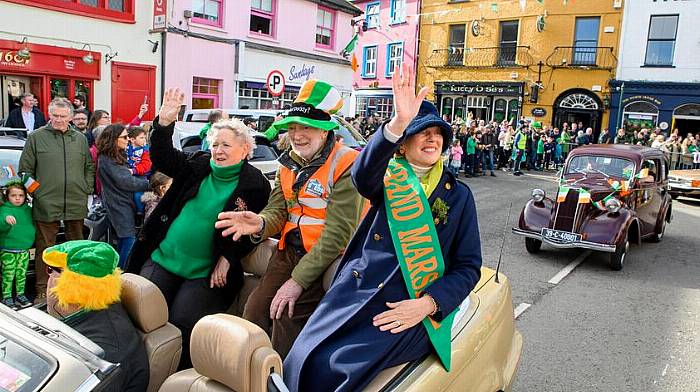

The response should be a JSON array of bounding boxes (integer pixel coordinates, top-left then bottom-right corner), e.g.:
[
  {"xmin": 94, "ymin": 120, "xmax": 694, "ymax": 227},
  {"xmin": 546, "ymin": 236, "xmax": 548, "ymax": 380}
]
[{"xmin": 266, "ymin": 70, "xmax": 285, "ymax": 97}]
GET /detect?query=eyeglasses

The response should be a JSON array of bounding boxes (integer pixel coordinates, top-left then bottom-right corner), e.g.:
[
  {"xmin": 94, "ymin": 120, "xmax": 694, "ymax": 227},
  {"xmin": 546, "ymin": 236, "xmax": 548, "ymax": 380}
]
[{"xmin": 46, "ymin": 265, "xmax": 62, "ymax": 275}]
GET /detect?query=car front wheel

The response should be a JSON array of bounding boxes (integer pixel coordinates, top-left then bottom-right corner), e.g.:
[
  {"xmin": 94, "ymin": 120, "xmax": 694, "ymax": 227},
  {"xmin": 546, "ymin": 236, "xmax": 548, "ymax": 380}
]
[
  {"xmin": 525, "ymin": 238, "xmax": 542, "ymax": 253},
  {"xmin": 610, "ymin": 239, "xmax": 629, "ymax": 271}
]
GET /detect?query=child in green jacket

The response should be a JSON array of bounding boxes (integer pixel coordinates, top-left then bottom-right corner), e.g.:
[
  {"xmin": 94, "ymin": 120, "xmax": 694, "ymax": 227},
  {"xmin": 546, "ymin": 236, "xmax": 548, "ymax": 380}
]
[{"xmin": 0, "ymin": 181, "xmax": 36, "ymax": 309}]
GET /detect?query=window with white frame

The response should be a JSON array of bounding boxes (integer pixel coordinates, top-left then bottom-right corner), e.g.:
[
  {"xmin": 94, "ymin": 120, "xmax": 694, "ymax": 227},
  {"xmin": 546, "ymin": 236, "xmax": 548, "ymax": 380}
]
[
  {"xmin": 250, "ymin": 0, "xmax": 274, "ymax": 36},
  {"xmin": 192, "ymin": 0, "xmax": 223, "ymax": 26},
  {"xmin": 316, "ymin": 7, "xmax": 335, "ymax": 48},
  {"xmin": 645, "ymin": 15, "xmax": 678, "ymax": 66},
  {"xmin": 366, "ymin": 2, "xmax": 380, "ymax": 29},
  {"xmin": 390, "ymin": 0, "xmax": 406, "ymax": 24},
  {"xmin": 362, "ymin": 46, "xmax": 378, "ymax": 78},
  {"xmin": 386, "ymin": 42, "xmax": 403, "ymax": 76}
]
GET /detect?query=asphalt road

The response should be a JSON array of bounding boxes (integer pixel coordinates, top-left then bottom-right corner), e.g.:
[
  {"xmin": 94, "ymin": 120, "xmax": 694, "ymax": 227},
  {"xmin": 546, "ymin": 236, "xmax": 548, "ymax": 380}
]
[{"xmin": 462, "ymin": 169, "xmax": 699, "ymax": 392}]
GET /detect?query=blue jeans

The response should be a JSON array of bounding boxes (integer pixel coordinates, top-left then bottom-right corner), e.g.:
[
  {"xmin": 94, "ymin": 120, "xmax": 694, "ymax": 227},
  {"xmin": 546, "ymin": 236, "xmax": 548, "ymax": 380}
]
[
  {"xmin": 481, "ymin": 150, "xmax": 494, "ymax": 174},
  {"xmin": 117, "ymin": 236, "xmax": 136, "ymax": 269}
]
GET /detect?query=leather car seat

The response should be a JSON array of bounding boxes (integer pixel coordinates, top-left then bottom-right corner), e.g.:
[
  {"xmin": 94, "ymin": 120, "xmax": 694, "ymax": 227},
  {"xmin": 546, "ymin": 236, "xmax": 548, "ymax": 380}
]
[
  {"xmin": 121, "ymin": 273, "xmax": 183, "ymax": 392},
  {"xmin": 158, "ymin": 314, "xmax": 283, "ymax": 392}
]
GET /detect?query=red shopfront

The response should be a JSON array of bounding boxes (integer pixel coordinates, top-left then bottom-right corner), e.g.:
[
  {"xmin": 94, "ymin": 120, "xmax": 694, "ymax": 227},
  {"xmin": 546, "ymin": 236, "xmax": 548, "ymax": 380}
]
[{"xmin": 0, "ymin": 39, "xmax": 100, "ymax": 120}]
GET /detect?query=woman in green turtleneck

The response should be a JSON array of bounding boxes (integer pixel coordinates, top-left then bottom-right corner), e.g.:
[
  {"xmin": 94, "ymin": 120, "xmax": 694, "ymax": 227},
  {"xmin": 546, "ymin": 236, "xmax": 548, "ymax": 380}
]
[{"xmin": 127, "ymin": 88, "xmax": 271, "ymax": 369}]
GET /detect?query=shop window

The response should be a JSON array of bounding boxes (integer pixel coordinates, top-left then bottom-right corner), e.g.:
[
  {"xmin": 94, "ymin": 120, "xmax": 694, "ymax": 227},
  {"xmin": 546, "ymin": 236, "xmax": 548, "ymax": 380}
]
[
  {"xmin": 238, "ymin": 85, "xmax": 296, "ymax": 109},
  {"xmin": 357, "ymin": 96, "xmax": 393, "ymax": 118},
  {"xmin": 453, "ymin": 97, "xmax": 465, "ymax": 120},
  {"xmin": 362, "ymin": 46, "xmax": 378, "ymax": 78},
  {"xmin": 192, "ymin": 77, "xmax": 220, "ymax": 110},
  {"xmin": 494, "ymin": 99, "xmax": 507, "ymax": 122},
  {"xmin": 498, "ymin": 21, "xmax": 519, "ymax": 65},
  {"xmin": 5, "ymin": 0, "xmax": 135, "ymax": 22},
  {"xmin": 385, "ymin": 42, "xmax": 403, "ymax": 77},
  {"xmin": 50, "ymin": 79, "xmax": 69, "ymax": 100},
  {"xmin": 365, "ymin": 2, "xmax": 380, "ymax": 29},
  {"xmin": 316, "ymin": 7, "xmax": 336, "ymax": 49},
  {"xmin": 250, "ymin": 0, "xmax": 275, "ymax": 36},
  {"xmin": 507, "ymin": 99, "xmax": 519, "ymax": 123},
  {"xmin": 441, "ymin": 97, "xmax": 453, "ymax": 118},
  {"xmin": 623, "ymin": 101, "xmax": 659, "ymax": 131},
  {"xmin": 573, "ymin": 17, "xmax": 600, "ymax": 65},
  {"xmin": 192, "ymin": 0, "xmax": 223, "ymax": 27},
  {"xmin": 447, "ymin": 24, "xmax": 465, "ymax": 66},
  {"xmin": 645, "ymin": 15, "xmax": 678, "ymax": 66},
  {"xmin": 390, "ymin": 0, "xmax": 406, "ymax": 24}
]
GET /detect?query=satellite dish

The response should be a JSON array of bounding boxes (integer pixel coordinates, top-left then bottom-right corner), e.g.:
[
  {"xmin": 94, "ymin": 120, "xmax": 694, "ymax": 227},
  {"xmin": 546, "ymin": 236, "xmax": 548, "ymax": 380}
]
[
  {"xmin": 471, "ymin": 20, "xmax": 481, "ymax": 36},
  {"xmin": 536, "ymin": 15, "xmax": 546, "ymax": 32}
]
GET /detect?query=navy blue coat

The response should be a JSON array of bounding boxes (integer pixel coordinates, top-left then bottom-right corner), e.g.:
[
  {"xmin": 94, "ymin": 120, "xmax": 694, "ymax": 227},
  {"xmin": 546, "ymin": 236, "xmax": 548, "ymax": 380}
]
[{"xmin": 283, "ymin": 127, "xmax": 483, "ymax": 392}]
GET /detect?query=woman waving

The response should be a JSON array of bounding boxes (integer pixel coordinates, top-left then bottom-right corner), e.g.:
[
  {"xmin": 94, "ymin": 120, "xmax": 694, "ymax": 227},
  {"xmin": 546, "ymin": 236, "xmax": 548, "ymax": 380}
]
[{"xmin": 284, "ymin": 64, "xmax": 483, "ymax": 391}]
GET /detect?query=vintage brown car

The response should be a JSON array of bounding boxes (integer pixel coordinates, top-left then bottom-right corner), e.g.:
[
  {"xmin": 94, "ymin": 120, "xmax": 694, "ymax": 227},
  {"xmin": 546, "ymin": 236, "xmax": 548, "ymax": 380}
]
[{"xmin": 512, "ymin": 144, "xmax": 673, "ymax": 270}]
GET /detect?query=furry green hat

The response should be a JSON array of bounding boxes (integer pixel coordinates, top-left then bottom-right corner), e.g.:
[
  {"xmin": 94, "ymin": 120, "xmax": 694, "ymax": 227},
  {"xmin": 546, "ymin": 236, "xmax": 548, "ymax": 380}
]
[
  {"xmin": 44, "ymin": 240, "xmax": 122, "ymax": 310},
  {"xmin": 271, "ymin": 79, "xmax": 342, "ymax": 132}
]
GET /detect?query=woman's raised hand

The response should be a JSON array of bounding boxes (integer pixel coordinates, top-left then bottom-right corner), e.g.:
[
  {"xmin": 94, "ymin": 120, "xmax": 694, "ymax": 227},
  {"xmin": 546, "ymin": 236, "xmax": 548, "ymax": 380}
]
[
  {"xmin": 387, "ymin": 63, "xmax": 429, "ymax": 137},
  {"xmin": 157, "ymin": 88, "xmax": 185, "ymax": 126},
  {"xmin": 215, "ymin": 211, "xmax": 264, "ymax": 241}
]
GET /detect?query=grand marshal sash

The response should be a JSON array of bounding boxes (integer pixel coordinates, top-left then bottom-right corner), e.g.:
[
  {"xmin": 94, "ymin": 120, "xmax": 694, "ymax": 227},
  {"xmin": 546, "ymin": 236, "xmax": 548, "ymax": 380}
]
[{"xmin": 383, "ymin": 158, "xmax": 455, "ymax": 371}]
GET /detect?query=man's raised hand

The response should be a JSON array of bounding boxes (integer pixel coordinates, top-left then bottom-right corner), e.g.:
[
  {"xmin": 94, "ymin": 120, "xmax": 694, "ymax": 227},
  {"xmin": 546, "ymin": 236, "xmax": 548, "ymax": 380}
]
[{"xmin": 157, "ymin": 88, "xmax": 185, "ymax": 126}]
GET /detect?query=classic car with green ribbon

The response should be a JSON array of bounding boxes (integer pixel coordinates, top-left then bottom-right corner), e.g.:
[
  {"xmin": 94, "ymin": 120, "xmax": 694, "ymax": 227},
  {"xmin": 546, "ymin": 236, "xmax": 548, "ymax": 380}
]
[{"xmin": 512, "ymin": 144, "xmax": 673, "ymax": 270}]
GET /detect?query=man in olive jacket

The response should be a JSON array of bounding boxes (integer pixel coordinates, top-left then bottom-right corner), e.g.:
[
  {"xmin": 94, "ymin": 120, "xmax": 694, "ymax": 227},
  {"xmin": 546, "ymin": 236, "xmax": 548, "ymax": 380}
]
[{"xmin": 18, "ymin": 98, "xmax": 95, "ymax": 298}]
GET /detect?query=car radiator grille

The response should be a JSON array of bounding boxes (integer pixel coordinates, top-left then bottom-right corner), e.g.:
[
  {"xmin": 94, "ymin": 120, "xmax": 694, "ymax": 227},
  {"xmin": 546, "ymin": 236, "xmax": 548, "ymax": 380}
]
[{"xmin": 553, "ymin": 190, "xmax": 579, "ymax": 232}]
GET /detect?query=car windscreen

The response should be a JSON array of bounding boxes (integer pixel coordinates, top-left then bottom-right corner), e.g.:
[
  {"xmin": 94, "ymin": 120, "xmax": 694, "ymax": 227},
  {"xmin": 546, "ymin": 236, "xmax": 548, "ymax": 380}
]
[
  {"xmin": 566, "ymin": 155, "xmax": 635, "ymax": 180},
  {"xmin": 251, "ymin": 144, "xmax": 278, "ymax": 162},
  {"xmin": 0, "ymin": 149, "xmax": 22, "ymax": 186},
  {"xmin": 0, "ymin": 330, "xmax": 57, "ymax": 392},
  {"xmin": 334, "ymin": 126, "xmax": 361, "ymax": 149}
]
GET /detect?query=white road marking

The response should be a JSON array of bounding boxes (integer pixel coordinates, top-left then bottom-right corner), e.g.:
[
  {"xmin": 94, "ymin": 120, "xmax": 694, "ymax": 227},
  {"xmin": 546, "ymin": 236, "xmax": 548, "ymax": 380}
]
[
  {"xmin": 522, "ymin": 172, "xmax": 559, "ymax": 182},
  {"xmin": 514, "ymin": 303, "xmax": 532, "ymax": 319},
  {"xmin": 548, "ymin": 251, "xmax": 592, "ymax": 285},
  {"xmin": 662, "ymin": 363, "xmax": 669, "ymax": 377}
]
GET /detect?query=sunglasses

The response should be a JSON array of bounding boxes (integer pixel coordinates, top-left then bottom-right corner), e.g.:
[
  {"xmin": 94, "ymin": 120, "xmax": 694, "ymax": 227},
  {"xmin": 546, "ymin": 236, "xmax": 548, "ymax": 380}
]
[
  {"xmin": 118, "ymin": 135, "xmax": 129, "ymax": 140},
  {"xmin": 46, "ymin": 265, "xmax": 63, "ymax": 275}
]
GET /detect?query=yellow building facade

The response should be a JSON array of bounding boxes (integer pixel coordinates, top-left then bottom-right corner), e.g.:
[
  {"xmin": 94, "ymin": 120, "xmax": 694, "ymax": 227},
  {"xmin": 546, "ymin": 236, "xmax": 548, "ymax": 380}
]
[{"xmin": 417, "ymin": 0, "xmax": 623, "ymax": 136}]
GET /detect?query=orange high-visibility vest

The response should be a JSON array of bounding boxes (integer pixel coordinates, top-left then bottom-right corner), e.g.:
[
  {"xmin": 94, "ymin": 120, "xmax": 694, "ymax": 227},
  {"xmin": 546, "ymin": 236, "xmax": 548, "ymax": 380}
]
[{"xmin": 279, "ymin": 143, "xmax": 359, "ymax": 252}]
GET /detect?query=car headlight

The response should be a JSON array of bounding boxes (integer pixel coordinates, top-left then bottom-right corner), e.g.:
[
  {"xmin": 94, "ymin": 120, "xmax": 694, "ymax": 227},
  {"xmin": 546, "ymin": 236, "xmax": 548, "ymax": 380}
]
[
  {"xmin": 531, "ymin": 188, "xmax": 545, "ymax": 202},
  {"xmin": 605, "ymin": 198, "xmax": 622, "ymax": 213}
]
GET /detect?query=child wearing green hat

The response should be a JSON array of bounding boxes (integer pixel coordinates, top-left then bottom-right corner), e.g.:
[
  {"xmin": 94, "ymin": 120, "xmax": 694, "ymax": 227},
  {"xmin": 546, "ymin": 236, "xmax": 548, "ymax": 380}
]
[{"xmin": 0, "ymin": 181, "xmax": 35, "ymax": 309}]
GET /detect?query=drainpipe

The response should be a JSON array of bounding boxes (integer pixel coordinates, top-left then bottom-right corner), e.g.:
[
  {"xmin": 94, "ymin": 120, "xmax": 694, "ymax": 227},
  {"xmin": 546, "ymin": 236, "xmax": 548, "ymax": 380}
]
[
  {"xmin": 160, "ymin": 31, "xmax": 166, "ymax": 102},
  {"xmin": 616, "ymin": 82, "xmax": 625, "ymax": 131}
]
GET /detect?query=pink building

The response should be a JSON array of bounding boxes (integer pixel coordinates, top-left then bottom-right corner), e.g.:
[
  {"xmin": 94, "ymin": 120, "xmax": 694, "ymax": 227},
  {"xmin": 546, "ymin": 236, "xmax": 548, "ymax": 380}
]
[
  {"xmin": 350, "ymin": 0, "xmax": 419, "ymax": 118},
  {"xmin": 164, "ymin": 0, "xmax": 361, "ymax": 113}
]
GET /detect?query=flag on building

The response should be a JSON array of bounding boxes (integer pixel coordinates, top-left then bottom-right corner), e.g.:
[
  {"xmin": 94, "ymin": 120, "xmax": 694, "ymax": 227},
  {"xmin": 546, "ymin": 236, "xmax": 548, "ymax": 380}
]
[
  {"xmin": 341, "ymin": 33, "xmax": 359, "ymax": 58},
  {"xmin": 351, "ymin": 53, "xmax": 359, "ymax": 72}
]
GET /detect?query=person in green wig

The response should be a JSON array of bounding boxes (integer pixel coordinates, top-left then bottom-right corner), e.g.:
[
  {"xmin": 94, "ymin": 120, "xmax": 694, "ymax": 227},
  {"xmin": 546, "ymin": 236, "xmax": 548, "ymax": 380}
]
[{"xmin": 44, "ymin": 240, "xmax": 149, "ymax": 392}]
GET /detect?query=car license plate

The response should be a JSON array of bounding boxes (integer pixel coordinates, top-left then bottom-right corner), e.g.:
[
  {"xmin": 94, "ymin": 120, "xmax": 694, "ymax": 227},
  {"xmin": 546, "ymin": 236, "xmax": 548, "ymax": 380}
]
[{"xmin": 541, "ymin": 228, "xmax": 582, "ymax": 244}]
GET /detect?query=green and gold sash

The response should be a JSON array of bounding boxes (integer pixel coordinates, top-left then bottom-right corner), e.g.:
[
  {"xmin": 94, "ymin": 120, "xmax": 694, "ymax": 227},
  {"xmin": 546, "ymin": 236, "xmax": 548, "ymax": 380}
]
[{"xmin": 383, "ymin": 158, "xmax": 455, "ymax": 371}]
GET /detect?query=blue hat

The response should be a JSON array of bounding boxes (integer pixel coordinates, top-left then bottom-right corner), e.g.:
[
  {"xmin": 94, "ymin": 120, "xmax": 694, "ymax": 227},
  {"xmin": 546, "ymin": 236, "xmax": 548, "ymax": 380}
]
[{"xmin": 403, "ymin": 101, "xmax": 453, "ymax": 152}]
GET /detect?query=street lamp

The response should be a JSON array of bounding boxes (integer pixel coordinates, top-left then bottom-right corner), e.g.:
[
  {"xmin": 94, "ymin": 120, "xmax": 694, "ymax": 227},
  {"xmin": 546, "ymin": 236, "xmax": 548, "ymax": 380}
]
[{"xmin": 615, "ymin": 82, "xmax": 625, "ymax": 131}]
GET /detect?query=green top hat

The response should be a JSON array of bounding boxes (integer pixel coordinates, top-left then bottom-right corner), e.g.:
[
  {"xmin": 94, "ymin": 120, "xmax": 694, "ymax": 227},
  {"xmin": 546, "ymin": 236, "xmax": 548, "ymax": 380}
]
[
  {"xmin": 44, "ymin": 240, "xmax": 119, "ymax": 278},
  {"xmin": 271, "ymin": 79, "xmax": 343, "ymax": 132}
]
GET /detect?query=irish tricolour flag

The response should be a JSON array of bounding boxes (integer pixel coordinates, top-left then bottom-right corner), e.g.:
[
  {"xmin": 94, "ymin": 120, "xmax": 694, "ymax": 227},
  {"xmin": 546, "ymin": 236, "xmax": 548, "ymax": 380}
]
[
  {"xmin": 577, "ymin": 189, "xmax": 591, "ymax": 204},
  {"xmin": 557, "ymin": 186, "xmax": 569, "ymax": 202}
]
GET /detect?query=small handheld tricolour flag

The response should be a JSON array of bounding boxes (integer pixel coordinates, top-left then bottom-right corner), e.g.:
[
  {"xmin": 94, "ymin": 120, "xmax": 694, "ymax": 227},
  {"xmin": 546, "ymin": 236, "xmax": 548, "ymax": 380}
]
[
  {"xmin": 557, "ymin": 186, "xmax": 569, "ymax": 202},
  {"xmin": 22, "ymin": 174, "xmax": 40, "ymax": 193},
  {"xmin": 2, "ymin": 164, "xmax": 16, "ymax": 179}
]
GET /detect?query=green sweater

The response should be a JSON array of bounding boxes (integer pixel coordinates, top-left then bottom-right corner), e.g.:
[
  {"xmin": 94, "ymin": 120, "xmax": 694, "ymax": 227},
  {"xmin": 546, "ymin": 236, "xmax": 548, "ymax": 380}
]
[
  {"xmin": 151, "ymin": 160, "xmax": 242, "ymax": 279},
  {"xmin": 0, "ymin": 203, "xmax": 36, "ymax": 251},
  {"xmin": 537, "ymin": 139, "xmax": 545, "ymax": 154},
  {"xmin": 466, "ymin": 137, "xmax": 477, "ymax": 154}
]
